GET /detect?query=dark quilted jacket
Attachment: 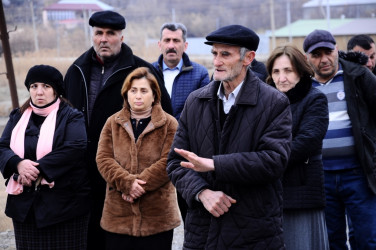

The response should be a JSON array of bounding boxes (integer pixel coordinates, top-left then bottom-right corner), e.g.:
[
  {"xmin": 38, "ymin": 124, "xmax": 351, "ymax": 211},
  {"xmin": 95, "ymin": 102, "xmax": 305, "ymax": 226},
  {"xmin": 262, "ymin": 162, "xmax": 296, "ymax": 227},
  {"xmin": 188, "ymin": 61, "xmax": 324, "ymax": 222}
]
[
  {"xmin": 274, "ymin": 76, "xmax": 329, "ymax": 209},
  {"xmin": 167, "ymin": 69, "xmax": 292, "ymax": 249}
]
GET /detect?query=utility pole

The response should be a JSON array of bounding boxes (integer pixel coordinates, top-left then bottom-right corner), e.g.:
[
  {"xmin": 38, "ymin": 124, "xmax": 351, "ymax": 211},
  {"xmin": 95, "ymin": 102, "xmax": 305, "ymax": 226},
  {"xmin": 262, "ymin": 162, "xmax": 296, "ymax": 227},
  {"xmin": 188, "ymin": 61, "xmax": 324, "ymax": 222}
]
[
  {"xmin": 0, "ymin": 0, "xmax": 19, "ymax": 109},
  {"xmin": 269, "ymin": 0, "xmax": 276, "ymax": 49},
  {"xmin": 326, "ymin": 0, "xmax": 331, "ymax": 30},
  {"xmin": 171, "ymin": 8, "xmax": 175, "ymax": 23},
  {"xmin": 287, "ymin": 0, "xmax": 292, "ymax": 43},
  {"xmin": 29, "ymin": 0, "xmax": 39, "ymax": 52},
  {"xmin": 83, "ymin": 9, "xmax": 90, "ymax": 48}
]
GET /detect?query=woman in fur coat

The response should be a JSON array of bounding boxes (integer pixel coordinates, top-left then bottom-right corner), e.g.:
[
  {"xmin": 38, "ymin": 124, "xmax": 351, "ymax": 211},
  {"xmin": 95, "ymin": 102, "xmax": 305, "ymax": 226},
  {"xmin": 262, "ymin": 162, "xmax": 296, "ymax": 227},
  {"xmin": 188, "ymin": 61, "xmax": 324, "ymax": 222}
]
[
  {"xmin": 266, "ymin": 45, "xmax": 329, "ymax": 250},
  {"xmin": 96, "ymin": 67, "xmax": 180, "ymax": 250}
]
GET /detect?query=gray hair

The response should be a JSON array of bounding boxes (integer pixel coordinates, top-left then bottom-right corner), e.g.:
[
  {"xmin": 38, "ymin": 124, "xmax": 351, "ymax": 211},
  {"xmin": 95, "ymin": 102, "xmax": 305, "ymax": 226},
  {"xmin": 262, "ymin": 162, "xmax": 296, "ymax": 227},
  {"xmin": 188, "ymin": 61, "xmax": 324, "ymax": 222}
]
[
  {"xmin": 160, "ymin": 23, "xmax": 188, "ymax": 42},
  {"xmin": 239, "ymin": 47, "xmax": 251, "ymax": 60},
  {"xmin": 240, "ymin": 47, "xmax": 252, "ymax": 69}
]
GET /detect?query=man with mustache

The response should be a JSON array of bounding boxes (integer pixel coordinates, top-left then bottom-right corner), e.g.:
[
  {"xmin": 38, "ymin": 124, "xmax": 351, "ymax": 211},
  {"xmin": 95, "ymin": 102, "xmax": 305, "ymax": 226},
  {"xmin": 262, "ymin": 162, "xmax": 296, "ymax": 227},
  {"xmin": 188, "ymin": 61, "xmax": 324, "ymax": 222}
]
[
  {"xmin": 304, "ymin": 29, "xmax": 376, "ymax": 249},
  {"xmin": 153, "ymin": 23, "xmax": 209, "ymax": 223},
  {"xmin": 63, "ymin": 10, "xmax": 172, "ymax": 249},
  {"xmin": 153, "ymin": 23, "xmax": 209, "ymax": 121}
]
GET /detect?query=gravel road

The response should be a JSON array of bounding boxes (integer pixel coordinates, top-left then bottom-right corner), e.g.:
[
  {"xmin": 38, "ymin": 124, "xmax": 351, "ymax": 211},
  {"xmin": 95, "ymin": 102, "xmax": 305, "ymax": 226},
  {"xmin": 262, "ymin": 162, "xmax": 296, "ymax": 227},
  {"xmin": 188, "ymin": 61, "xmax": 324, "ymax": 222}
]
[{"xmin": 0, "ymin": 225, "xmax": 183, "ymax": 250}]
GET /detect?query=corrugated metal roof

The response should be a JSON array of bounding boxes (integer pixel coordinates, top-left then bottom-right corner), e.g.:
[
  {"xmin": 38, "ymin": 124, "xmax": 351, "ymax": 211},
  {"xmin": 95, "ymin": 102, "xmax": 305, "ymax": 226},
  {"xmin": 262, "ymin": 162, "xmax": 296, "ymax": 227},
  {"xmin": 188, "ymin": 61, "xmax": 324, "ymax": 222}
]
[
  {"xmin": 274, "ymin": 18, "xmax": 376, "ymax": 37},
  {"xmin": 303, "ymin": 0, "xmax": 376, "ymax": 8},
  {"xmin": 44, "ymin": 0, "xmax": 113, "ymax": 11}
]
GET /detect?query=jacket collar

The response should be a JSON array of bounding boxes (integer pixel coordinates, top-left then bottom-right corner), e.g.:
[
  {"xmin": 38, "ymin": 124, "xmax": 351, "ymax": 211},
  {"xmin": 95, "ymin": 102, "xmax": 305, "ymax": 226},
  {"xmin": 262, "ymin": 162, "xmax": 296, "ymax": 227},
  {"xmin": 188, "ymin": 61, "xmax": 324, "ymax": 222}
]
[
  {"xmin": 157, "ymin": 52, "xmax": 193, "ymax": 72},
  {"xmin": 73, "ymin": 43, "xmax": 137, "ymax": 69},
  {"xmin": 270, "ymin": 75, "xmax": 312, "ymax": 104},
  {"xmin": 197, "ymin": 68, "xmax": 260, "ymax": 106},
  {"xmin": 339, "ymin": 57, "xmax": 369, "ymax": 78}
]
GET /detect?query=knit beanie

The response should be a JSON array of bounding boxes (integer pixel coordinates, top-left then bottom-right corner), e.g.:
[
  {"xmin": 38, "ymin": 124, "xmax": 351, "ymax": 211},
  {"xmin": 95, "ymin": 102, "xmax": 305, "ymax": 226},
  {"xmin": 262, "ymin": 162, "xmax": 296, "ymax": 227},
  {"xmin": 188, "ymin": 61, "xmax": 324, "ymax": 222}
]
[{"xmin": 24, "ymin": 65, "xmax": 64, "ymax": 96}]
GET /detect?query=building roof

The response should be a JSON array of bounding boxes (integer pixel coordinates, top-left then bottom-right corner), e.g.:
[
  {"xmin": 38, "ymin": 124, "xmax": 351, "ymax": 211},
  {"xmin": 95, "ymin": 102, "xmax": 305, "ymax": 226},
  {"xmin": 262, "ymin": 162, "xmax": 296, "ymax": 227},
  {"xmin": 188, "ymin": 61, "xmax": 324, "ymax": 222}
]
[
  {"xmin": 274, "ymin": 18, "xmax": 376, "ymax": 37},
  {"xmin": 44, "ymin": 0, "xmax": 113, "ymax": 11},
  {"xmin": 303, "ymin": 0, "xmax": 376, "ymax": 7}
]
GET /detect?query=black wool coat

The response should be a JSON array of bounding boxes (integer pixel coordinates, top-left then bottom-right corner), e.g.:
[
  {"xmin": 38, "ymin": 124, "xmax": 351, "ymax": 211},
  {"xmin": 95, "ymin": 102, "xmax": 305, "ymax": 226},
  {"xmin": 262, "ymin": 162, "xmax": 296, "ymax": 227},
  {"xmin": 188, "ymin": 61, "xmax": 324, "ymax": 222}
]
[
  {"xmin": 339, "ymin": 58, "xmax": 376, "ymax": 194},
  {"xmin": 274, "ymin": 76, "xmax": 329, "ymax": 209},
  {"xmin": 64, "ymin": 43, "xmax": 172, "ymax": 200},
  {"xmin": 0, "ymin": 102, "xmax": 90, "ymax": 228},
  {"xmin": 167, "ymin": 69, "xmax": 292, "ymax": 249}
]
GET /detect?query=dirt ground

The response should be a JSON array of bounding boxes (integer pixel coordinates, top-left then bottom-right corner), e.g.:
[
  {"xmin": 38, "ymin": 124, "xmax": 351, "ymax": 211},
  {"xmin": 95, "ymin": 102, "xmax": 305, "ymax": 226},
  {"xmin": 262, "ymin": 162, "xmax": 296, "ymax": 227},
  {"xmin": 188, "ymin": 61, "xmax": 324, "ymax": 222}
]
[
  {"xmin": 0, "ymin": 117, "xmax": 13, "ymax": 232},
  {"xmin": 0, "ymin": 84, "xmax": 26, "ymax": 232}
]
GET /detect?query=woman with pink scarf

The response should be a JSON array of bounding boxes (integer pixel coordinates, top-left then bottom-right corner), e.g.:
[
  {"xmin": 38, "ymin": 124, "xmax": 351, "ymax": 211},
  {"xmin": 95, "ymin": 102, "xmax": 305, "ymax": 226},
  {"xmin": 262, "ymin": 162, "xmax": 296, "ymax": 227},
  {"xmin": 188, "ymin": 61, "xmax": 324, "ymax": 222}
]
[{"xmin": 0, "ymin": 65, "xmax": 90, "ymax": 249}]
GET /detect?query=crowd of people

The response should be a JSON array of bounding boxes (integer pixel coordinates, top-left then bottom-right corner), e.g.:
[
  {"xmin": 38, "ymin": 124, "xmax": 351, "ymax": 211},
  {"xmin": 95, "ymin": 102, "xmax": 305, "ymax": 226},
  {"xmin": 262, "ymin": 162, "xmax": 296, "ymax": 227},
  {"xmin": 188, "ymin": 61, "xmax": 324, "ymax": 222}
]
[{"xmin": 0, "ymin": 9, "xmax": 375, "ymax": 250}]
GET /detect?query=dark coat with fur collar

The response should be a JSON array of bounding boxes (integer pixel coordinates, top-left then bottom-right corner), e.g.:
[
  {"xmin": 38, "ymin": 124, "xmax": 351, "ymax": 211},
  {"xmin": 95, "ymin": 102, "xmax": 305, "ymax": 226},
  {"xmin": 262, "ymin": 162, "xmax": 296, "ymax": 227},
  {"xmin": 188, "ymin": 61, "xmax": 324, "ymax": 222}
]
[
  {"xmin": 272, "ymin": 76, "xmax": 329, "ymax": 209},
  {"xmin": 96, "ymin": 103, "xmax": 180, "ymax": 236}
]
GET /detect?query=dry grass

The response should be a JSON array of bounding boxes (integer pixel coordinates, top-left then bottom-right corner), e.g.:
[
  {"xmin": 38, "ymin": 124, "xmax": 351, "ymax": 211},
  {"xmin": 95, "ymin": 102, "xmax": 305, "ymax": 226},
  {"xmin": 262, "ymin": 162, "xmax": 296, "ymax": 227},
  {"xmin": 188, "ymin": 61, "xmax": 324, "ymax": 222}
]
[
  {"xmin": 0, "ymin": 176, "xmax": 12, "ymax": 232},
  {"xmin": 0, "ymin": 55, "xmax": 75, "ymax": 116}
]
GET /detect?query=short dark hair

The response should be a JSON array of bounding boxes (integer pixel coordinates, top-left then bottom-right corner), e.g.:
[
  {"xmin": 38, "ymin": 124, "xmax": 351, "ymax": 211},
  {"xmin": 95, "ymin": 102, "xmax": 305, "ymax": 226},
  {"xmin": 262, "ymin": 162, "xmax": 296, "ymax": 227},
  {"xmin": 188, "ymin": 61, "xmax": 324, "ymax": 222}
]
[
  {"xmin": 266, "ymin": 44, "xmax": 314, "ymax": 85},
  {"xmin": 160, "ymin": 23, "xmax": 187, "ymax": 42},
  {"xmin": 121, "ymin": 67, "xmax": 161, "ymax": 107},
  {"xmin": 347, "ymin": 34, "xmax": 375, "ymax": 51}
]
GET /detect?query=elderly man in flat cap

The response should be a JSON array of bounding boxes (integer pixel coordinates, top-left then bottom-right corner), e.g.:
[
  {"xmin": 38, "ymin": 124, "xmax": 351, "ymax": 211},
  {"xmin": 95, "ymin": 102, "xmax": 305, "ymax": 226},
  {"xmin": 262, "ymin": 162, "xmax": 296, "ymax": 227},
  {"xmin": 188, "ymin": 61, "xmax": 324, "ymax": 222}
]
[
  {"xmin": 63, "ymin": 10, "xmax": 172, "ymax": 249},
  {"xmin": 167, "ymin": 24, "xmax": 292, "ymax": 249},
  {"xmin": 304, "ymin": 29, "xmax": 376, "ymax": 250}
]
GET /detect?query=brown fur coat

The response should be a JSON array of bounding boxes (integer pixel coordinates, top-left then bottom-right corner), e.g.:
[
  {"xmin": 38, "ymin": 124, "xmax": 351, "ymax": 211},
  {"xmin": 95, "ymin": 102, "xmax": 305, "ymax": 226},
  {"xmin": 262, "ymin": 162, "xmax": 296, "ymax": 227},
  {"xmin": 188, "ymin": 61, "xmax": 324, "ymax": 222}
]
[{"xmin": 96, "ymin": 103, "xmax": 180, "ymax": 236}]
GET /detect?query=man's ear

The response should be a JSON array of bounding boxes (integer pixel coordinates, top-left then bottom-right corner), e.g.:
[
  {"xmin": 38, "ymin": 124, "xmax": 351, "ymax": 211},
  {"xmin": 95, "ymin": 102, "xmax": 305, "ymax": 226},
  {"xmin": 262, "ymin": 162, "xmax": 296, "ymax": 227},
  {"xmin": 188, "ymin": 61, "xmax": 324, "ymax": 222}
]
[
  {"xmin": 158, "ymin": 41, "xmax": 162, "ymax": 52},
  {"xmin": 244, "ymin": 50, "xmax": 256, "ymax": 66}
]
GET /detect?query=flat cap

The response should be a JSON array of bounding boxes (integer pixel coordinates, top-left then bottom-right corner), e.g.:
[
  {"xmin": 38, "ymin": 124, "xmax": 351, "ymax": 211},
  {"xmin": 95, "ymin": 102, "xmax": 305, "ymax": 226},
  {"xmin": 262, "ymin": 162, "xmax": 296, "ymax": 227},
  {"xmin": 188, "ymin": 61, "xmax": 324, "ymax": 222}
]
[
  {"xmin": 205, "ymin": 25, "xmax": 259, "ymax": 51},
  {"xmin": 25, "ymin": 65, "xmax": 64, "ymax": 96},
  {"xmin": 303, "ymin": 29, "xmax": 336, "ymax": 53},
  {"xmin": 89, "ymin": 10, "xmax": 126, "ymax": 30}
]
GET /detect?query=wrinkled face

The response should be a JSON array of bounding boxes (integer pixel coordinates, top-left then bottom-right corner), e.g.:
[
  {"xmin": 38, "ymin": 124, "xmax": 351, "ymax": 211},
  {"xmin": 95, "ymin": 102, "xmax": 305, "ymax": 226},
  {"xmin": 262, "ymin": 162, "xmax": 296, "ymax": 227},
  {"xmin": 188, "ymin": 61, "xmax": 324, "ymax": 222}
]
[
  {"xmin": 127, "ymin": 78, "xmax": 155, "ymax": 112},
  {"xmin": 272, "ymin": 55, "xmax": 300, "ymax": 93},
  {"xmin": 352, "ymin": 44, "xmax": 376, "ymax": 71},
  {"xmin": 29, "ymin": 82, "xmax": 56, "ymax": 106},
  {"xmin": 306, "ymin": 47, "xmax": 339, "ymax": 83},
  {"xmin": 158, "ymin": 29, "xmax": 187, "ymax": 68},
  {"xmin": 92, "ymin": 27, "xmax": 123, "ymax": 62},
  {"xmin": 211, "ymin": 44, "xmax": 247, "ymax": 85}
]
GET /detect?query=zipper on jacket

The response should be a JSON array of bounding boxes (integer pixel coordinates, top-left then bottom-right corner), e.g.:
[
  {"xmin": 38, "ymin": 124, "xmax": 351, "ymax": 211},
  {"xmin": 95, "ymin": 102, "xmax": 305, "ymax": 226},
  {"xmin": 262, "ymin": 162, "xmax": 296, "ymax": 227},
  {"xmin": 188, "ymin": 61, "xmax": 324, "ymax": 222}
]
[
  {"xmin": 74, "ymin": 64, "xmax": 90, "ymax": 125},
  {"xmin": 102, "ymin": 66, "xmax": 104, "ymax": 74},
  {"xmin": 101, "ymin": 66, "xmax": 132, "ymax": 88}
]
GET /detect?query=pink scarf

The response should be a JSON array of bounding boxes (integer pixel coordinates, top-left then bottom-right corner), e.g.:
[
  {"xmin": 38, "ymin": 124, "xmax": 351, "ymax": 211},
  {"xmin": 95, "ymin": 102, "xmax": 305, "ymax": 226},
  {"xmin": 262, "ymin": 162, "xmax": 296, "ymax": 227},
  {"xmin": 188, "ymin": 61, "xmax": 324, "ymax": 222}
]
[{"xmin": 6, "ymin": 99, "xmax": 60, "ymax": 194}]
